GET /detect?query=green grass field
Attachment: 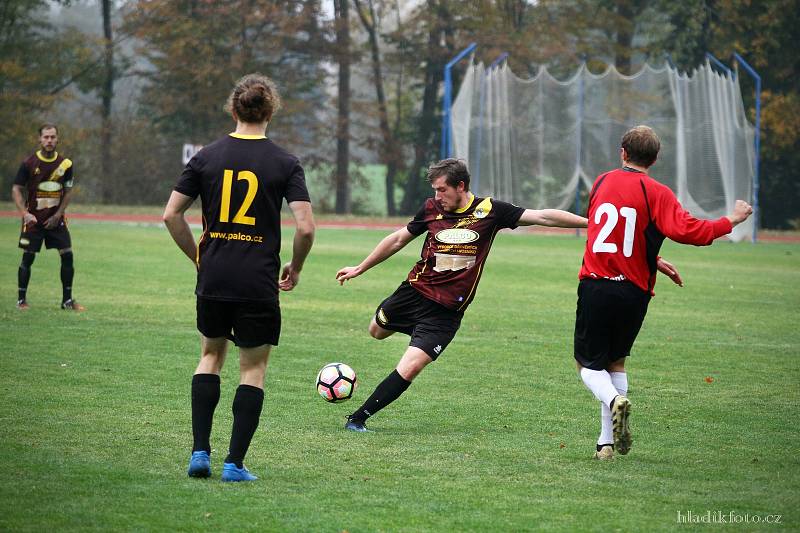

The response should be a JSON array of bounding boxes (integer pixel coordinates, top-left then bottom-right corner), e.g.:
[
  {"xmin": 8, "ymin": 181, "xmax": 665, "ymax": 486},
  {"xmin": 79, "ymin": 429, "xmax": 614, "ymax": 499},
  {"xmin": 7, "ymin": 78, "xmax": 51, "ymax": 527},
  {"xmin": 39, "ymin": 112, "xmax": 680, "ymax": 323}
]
[{"xmin": 1, "ymin": 218, "xmax": 798, "ymax": 531}]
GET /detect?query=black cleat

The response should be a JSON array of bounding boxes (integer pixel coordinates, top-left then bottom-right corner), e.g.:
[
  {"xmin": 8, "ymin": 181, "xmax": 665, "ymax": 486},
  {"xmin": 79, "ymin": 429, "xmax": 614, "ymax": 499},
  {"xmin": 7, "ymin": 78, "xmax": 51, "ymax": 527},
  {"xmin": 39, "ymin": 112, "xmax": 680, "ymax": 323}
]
[
  {"xmin": 345, "ymin": 415, "xmax": 369, "ymax": 432},
  {"xmin": 61, "ymin": 299, "xmax": 86, "ymax": 311}
]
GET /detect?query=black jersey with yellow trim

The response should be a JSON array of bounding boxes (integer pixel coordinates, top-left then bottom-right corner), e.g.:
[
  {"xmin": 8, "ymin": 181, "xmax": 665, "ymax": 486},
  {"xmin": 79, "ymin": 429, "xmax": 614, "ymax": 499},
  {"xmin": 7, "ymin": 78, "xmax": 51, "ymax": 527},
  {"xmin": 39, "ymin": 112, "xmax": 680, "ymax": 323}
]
[
  {"xmin": 15, "ymin": 151, "xmax": 74, "ymax": 222},
  {"xmin": 405, "ymin": 195, "xmax": 524, "ymax": 311},
  {"xmin": 174, "ymin": 133, "xmax": 310, "ymax": 302}
]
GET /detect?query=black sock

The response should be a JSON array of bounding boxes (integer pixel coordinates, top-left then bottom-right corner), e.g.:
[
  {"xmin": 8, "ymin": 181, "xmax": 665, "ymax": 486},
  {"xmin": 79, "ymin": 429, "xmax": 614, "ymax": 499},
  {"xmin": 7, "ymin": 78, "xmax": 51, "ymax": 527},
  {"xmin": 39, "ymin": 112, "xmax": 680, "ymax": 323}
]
[
  {"xmin": 18, "ymin": 252, "xmax": 35, "ymax": 301},
  {"xmin": 191, "ymin": 374, "xmax": 221, "ymax": 453},
  {"xmin": 225, "ymin": 385, "xmax": 264, "ymax": 468},
  {"xmin": 350, "ymin": 369, "xmax": 411, "ymax": 422},
  {"xmin": 60, "ymin": 251, "xmax": 74, "ymax": 302},
  {"xmin": 596, "ymin": 443, "xmax": 614, "ymax": 452}
]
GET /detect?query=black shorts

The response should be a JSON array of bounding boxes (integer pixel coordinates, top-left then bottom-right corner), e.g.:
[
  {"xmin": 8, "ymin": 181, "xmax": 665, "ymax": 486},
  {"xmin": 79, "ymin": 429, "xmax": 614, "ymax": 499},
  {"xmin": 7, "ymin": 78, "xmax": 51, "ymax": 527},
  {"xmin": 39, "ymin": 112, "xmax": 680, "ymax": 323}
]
[
  {"xmin": 574, "ymin": 278, "xmax": 650, "ymax": 370},
  {"xmin": 19, "ymin": 223, "xmax": 72, "ymax": 253},
  {"xmin": 196, "ymin": 297, "xmax": 281, "ymax": 348},
  {"xmin": 374, "ymin": 281, "xmax": 463, "ymax": 360}
]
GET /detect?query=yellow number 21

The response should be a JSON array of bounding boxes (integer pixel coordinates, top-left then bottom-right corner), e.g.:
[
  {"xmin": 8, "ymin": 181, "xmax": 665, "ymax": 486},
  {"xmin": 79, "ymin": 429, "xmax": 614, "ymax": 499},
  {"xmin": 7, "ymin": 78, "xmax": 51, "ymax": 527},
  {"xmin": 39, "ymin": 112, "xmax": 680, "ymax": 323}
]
[{"xmin": 220, "ymin": 169, "xmax": 257, "ymax": 225}]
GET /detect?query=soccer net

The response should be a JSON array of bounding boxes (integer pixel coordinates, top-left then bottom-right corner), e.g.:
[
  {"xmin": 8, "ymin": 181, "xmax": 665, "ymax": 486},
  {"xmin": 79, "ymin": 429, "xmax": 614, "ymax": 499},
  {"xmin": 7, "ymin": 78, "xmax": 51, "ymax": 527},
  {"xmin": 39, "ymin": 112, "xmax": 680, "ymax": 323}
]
[{"xmin": 451, "ymin": 61, "xmax": 755, "ymax": 242}]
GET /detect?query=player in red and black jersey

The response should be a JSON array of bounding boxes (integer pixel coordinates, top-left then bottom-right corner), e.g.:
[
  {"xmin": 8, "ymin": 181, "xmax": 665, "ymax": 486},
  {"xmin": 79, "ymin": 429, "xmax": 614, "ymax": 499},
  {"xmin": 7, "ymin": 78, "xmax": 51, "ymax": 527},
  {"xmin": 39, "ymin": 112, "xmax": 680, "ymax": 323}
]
[
  {"xmin": 336, "ymin": 158, "xmax": 588, "ymax": 432},
  {"xmin": 574, "ymin": 125, "xmax": 752, "ymax": 460},
  {"xmin": 164, "ymin": 74, "xmax": 315, "ymax": 481},
  {"xmin": 12, "ymin": 123, "xmax": 84, "ymax": 311}
]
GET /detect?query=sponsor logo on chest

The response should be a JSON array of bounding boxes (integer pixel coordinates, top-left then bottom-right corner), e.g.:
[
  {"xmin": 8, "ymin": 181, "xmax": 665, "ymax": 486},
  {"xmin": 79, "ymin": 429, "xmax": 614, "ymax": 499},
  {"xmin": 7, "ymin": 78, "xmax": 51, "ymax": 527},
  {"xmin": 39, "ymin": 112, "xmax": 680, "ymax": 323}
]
[
  {"xmin": 37, "ymin": 181, "xmax": 63, "ymax": 192},
  {"xmin": 434, "ymin": 228, "xmax": 479, "ymax": 244}
]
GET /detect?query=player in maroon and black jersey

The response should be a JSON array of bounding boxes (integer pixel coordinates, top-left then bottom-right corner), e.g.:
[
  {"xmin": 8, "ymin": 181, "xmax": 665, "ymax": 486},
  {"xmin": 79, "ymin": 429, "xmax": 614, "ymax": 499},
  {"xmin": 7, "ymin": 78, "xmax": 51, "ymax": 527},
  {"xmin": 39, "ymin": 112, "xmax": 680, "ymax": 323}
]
[
  {"xmin": 164, "ymin": 74, "xmax": 315, "ymax": 481},
  {"xmin": 12, "ymin": 123, "xmax": 84, "ymax": 311},
  {"xmin": 335, "ymin": 158, "xmax": 588, "ymax": 432},
  {"xmin": 574, "ymin": 125, "xmax": 752, "ymax": 460}
]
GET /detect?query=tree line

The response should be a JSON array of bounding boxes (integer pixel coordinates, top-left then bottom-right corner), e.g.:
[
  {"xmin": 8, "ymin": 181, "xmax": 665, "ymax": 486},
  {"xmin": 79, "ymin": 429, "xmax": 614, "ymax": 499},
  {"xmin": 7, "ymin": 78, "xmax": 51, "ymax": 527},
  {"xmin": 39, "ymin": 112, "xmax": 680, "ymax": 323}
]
[{"xmin": 1, "ymin": 0, "xmax": 797, "ymax": 228}]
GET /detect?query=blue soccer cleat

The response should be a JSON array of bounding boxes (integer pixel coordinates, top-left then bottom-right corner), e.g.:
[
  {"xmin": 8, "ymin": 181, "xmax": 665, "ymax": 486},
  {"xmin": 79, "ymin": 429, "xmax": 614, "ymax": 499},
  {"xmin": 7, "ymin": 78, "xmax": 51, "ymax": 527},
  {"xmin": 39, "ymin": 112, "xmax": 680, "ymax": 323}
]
[
  {"xmin": 187, "ymin": 450, "xmax": 211, "ymax": 478},
  {"xmin": 221, "ymin": 463, "xmax": 258, "ymax": 482},
  {"xmin": 344, "ymin": 415, "xmax": 369, "ymax": 432}
]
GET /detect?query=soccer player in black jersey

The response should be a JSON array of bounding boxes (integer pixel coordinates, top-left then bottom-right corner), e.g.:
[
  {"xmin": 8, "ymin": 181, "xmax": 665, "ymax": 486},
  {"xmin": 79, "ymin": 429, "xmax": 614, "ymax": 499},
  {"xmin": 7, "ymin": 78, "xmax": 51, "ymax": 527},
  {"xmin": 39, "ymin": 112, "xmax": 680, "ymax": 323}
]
[
  {"xmin": 164, "ymin": 74, "xmax": 315, "ymax": 481},
  {"xmin": 336, "ymin": 159, "xmax": 588, "ymax": 432},
  {"xmin": 12, "ymin": 123, "xmax": 84, "ymax": 311}
]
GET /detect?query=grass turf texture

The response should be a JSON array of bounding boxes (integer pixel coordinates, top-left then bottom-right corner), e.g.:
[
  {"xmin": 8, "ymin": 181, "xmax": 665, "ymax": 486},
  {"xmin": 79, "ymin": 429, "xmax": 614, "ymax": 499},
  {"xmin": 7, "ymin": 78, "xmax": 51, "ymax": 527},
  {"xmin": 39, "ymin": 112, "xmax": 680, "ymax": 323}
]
[{"xmin": 0, "ymin": 218, "xmax": 798, "ymax": 531}]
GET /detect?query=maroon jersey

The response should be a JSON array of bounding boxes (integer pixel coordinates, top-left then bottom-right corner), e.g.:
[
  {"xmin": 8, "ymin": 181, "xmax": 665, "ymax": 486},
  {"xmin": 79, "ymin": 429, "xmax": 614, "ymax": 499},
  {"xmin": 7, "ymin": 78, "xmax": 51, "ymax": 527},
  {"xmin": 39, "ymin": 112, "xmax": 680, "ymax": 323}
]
[
  {"xmin": 406, "ymin": 196, "xmax": 524, "ymax": 311},
  {"xmin": 14, "ymin": 151, "xmax": 74, "ymax": 224},
  {"xmin": 579, "ymin": 167, "xmax": 732, "ymax": 294}
]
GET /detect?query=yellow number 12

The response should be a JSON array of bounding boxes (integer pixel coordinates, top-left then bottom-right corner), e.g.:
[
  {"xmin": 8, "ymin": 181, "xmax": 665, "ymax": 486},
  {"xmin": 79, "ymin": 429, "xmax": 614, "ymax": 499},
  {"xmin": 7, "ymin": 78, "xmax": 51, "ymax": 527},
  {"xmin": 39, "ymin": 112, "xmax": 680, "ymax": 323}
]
[{"xmin": 220, "ymin": 169, "xmax": 257, "ymax": 225}]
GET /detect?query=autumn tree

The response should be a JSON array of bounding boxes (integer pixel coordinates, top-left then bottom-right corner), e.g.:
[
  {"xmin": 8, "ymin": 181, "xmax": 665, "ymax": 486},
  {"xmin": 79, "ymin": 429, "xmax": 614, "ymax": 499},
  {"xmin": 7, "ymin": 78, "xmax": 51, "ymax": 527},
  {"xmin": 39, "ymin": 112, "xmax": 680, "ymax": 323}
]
[
  {"xmin": 0, "ymin": 0, "xmax": 96, "ymax": 199},
  {"xmin": 99, "ymin": 0, "xmax": 114, "ymax": 202},
  {"xmin": 705, "ymin": 0, "xmax": 800, "ymax": 228},
  {"xmin": 393, "ymin": 0, "xmax": 457, "ymax": 213},
  {"xmin": 353, "ymin": 0, "xmax": 410, "ymax": 215},
  {"xmin": 123, "ymin": 1, "xmax": 328, "ymax": 162},
  {"xmin": 333, "ymin": 0, "xmax": 351, "ymax": 214}
]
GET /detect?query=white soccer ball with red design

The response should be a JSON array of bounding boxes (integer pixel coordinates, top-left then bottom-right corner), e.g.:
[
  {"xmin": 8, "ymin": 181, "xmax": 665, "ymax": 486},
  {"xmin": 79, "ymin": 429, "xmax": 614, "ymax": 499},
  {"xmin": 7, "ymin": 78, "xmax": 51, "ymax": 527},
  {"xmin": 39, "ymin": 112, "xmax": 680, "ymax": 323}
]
[{"xmin": 316, "ymin": 363, "xmax": 358, "ymax": 402}]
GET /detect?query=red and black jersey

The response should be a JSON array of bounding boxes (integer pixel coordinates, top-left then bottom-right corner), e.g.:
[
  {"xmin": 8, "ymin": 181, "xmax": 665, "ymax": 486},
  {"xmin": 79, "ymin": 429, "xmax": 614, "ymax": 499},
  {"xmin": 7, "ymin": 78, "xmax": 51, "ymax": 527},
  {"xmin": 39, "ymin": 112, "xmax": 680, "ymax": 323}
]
[
  {"xmin": 14, "ymin": 151, "xmax": 74, "ymax": 224},
  {"xmin": 174, "ymin": 133, "xmax": 310, "ymax": 302},
  {"xmin": 579, "ymin": 167, "xmax": 733, "ymax": 294},
  {"xmin": 406, "ymin": 195, "xmax": 524, "ymax": 311}
]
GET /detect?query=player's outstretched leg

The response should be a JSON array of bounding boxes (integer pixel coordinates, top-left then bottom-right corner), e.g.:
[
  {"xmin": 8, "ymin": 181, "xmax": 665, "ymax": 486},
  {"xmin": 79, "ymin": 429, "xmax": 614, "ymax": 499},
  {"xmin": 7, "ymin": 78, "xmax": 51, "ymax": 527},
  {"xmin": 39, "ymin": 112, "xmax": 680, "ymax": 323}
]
[
  {"xmin": 345, "ymin": 369, "xmax": 412, "ymax": 431},
  {"xmin": 345, "ymin": 347, "xmax": 430, "ymax": 432},
  {"xmin": 611, "ymin": 396, "xmax": 632, "ymax": 455}
]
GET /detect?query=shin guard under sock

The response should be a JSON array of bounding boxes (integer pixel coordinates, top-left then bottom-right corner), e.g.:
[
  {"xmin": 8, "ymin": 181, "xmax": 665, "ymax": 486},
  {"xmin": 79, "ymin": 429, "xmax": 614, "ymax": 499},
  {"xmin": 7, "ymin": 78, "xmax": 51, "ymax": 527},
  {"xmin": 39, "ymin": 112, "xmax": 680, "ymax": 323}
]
[
  {"xmin": 225, "ymin": 385, "xmax": 264, "ymax": 468},
  {"xmin": 350, "ymin": 369, "xmax": 411, "ymax": 422},
  {"xmin": 191, "ymin": 374, "xmax": 221, "ymax": 453}
]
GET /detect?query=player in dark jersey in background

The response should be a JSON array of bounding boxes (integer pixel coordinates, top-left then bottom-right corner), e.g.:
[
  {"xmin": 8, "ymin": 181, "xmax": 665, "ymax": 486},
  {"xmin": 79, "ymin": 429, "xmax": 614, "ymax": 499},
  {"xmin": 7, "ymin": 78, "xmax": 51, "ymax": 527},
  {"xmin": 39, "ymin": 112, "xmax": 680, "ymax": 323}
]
[
  {"xmin": 335, "ymin": 158, "xmax": 588, "ymax": 432},
  {"xmin": 575, "ymin": 125, "xmax": 752, "ymax": 460},
  {"xmin": 164, "ymin": 74, "xmax": 315, "ymax": 481},
  {"xmin": 12, "ymin": 123, "xmax": 84, "ymax": 311}
]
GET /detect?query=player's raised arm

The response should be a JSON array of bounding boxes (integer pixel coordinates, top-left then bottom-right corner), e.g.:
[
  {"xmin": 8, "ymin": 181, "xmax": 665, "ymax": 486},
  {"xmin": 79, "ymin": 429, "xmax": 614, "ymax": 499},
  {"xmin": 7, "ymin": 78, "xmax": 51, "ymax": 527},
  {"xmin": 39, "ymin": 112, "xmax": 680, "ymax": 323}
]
[
  {"xmin": 726, "ymin": 200, "xmax": 754, "ymax": 227},
  {"xmin": 279, "ymin": 200, "xmax": 315, "ymax": 291},
  {"xmin": 336, "ymin": 227, "xmax": 417, "ymax": 285},
  {"xmin": 517, "ymin": 208, "xmax": 588, "ymax": 228},
  {"xmin": 163, "ymin": 190, "xmax": 197, "ymax": 263}
]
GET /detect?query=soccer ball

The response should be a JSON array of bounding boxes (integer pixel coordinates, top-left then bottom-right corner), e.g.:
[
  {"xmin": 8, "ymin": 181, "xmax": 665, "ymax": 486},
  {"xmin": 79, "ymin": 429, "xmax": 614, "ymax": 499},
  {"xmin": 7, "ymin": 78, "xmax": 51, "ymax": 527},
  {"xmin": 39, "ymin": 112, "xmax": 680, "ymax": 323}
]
[{"xmin": 316, "ymin": 362, "xmax": 357, "ymax": 402}]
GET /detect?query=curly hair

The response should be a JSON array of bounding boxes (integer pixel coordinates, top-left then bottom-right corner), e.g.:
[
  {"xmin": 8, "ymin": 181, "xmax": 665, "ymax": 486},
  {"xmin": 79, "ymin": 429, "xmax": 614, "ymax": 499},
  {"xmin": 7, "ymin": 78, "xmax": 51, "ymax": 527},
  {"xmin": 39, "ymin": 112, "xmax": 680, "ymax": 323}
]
[{"xmin": 224, "ymin": 73, "xmax": 282, "ymax": 124}]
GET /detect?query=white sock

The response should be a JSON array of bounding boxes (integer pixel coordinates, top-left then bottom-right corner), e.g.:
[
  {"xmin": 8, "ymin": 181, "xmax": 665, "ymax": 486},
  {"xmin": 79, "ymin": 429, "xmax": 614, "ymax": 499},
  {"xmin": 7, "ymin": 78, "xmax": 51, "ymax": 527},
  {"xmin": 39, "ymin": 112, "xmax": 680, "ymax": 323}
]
[
  {"xmin": 595, "ymin": 372, "xmax": 628, "ymax": 447},
  {"xmin": 610, "ymin": 372, "xmax": 628, "ymax": 397},
  {"xmin": 598, "ymin": 402, "xmax": 613, "ymax": 446},
  {"xmin": 579, "ymin": 367, "xmax": 619, "ymax": 408}
]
